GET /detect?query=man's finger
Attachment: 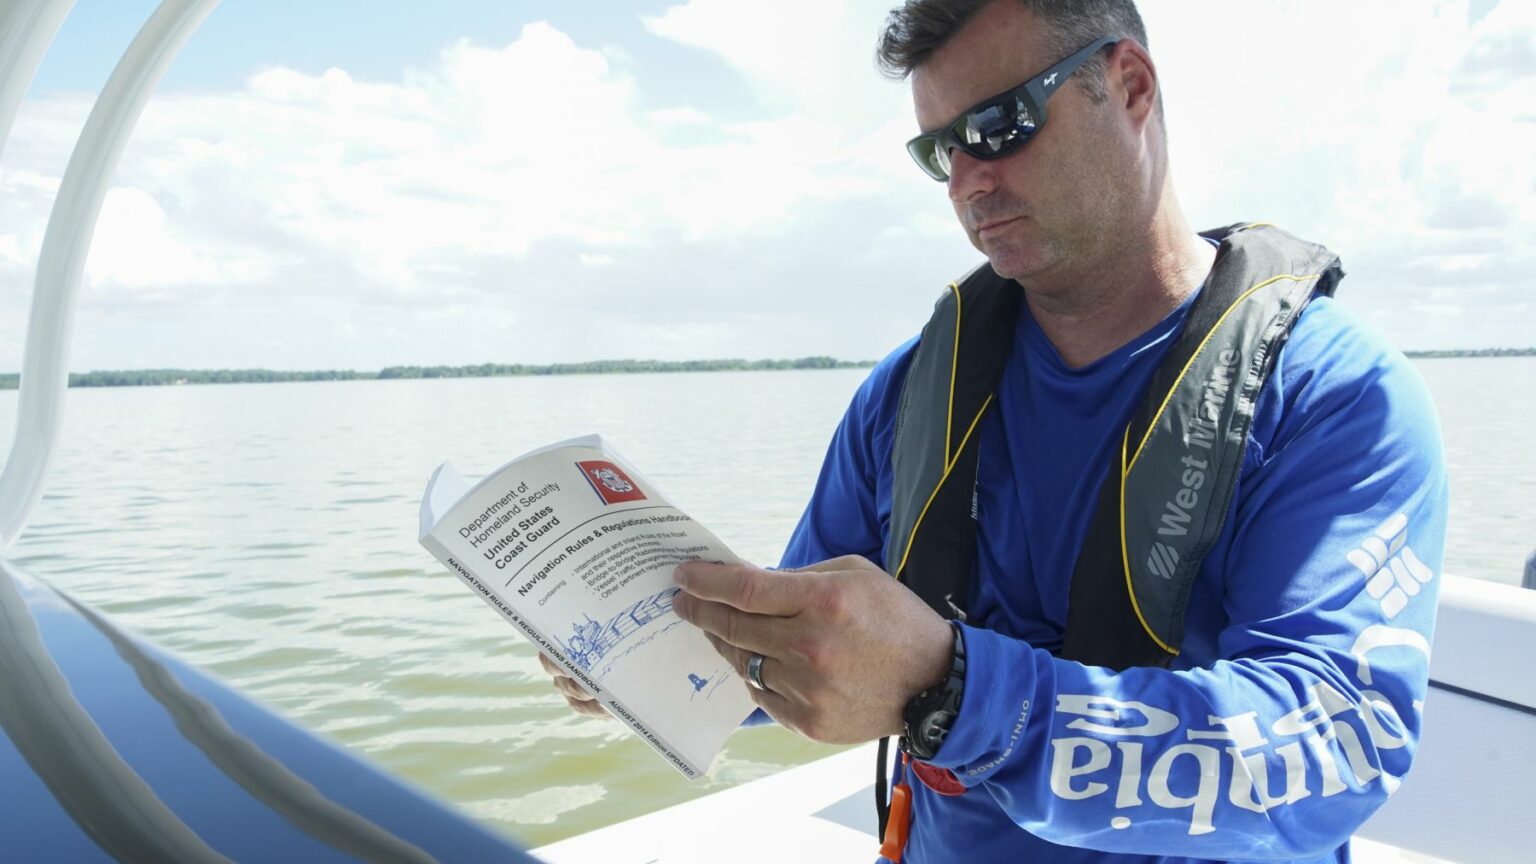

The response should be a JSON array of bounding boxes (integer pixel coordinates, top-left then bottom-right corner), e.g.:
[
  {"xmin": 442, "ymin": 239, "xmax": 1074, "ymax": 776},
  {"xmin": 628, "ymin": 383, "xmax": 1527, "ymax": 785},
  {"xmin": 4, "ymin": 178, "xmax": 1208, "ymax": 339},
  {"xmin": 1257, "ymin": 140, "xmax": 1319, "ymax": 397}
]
[
  {"xmin": 565, "ymin": 694, "xmax": 611, "ymax": 719},
  {"xmin": 553, "ymin": 674, "xmax": 595, "ymax": 702},
  {"xmin": 781, "ymin": 555, "xmax": 882, "ymax": 575},
  {"xmin": 675, "ymin": 594, "xmax": 782, "ymax": 654},
  {"xmin": 703, "ymin": 632, "xmax": 809, "ymax": 707},
  {"xmin": 674, "ymin": 562, "xmax": 809, "ymax": 616},
  {"xmin": 704, "ymin": 632, "xmax": 765, "ymax": 690},
  {"xmin": 745, "ymin": 678, "xmax": 794, "ymax": 722}
]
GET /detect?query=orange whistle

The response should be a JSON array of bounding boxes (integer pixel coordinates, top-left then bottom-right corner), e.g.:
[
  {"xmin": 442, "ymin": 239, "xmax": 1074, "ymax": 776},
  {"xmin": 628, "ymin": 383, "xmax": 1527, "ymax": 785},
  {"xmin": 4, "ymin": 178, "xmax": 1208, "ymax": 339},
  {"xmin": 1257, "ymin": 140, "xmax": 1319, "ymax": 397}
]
[{"xmin": 878, "ymin": 781, "xmax": 913, "ymax": 862}]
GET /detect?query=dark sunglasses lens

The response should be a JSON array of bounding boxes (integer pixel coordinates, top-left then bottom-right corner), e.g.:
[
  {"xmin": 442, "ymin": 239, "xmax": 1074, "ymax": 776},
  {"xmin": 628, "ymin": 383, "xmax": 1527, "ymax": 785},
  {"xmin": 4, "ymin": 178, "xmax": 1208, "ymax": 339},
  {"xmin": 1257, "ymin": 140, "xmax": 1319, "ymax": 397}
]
[
  {"xmin": 908, "ymin": 95, "xmax": 1038, "ymax": 180},
  {"xmin": 907, "ymin": 136, "xmax": 951, "ymax": 181},
  {"xmin": 959, "ymin": 97, "xmax": 1037, "ymax": 158}
]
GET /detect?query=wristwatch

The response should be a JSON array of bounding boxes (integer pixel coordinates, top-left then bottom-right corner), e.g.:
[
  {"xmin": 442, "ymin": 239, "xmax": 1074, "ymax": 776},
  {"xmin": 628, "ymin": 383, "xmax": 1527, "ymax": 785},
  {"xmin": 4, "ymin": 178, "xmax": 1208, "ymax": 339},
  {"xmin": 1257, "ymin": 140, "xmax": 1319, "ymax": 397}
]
[{"xmin": 899, "ymin": 621, "xmax": 966, "ymax": 761}]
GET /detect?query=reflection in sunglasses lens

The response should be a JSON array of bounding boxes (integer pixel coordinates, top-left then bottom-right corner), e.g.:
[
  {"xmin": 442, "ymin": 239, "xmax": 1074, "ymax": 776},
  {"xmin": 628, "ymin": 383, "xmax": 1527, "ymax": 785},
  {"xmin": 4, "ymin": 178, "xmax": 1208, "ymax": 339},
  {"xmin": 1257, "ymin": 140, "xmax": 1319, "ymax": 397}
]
[
  {"xmin": 910, "ymin": 137, "xmax": 950, "ymax": 181},
  {"xmin": 975, "ymin": 100, "xmax": 1035, "ymax": 155}
]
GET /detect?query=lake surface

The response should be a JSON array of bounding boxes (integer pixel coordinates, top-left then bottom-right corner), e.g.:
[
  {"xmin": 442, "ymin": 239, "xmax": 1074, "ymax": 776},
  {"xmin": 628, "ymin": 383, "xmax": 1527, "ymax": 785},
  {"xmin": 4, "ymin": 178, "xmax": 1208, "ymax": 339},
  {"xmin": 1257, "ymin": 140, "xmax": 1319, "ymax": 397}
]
[{"xmin": 1, "ymin": 357, "xmax": 1532, "ymax": 847}]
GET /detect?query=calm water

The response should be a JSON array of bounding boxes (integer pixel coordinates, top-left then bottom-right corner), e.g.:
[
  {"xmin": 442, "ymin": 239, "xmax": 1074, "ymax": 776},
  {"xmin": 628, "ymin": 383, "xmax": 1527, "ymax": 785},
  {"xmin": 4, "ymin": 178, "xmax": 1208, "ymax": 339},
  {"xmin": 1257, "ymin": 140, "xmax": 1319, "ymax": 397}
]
[{"xmin": 1, "ymin": 358, "xmax": 1532, "ymax": 847}]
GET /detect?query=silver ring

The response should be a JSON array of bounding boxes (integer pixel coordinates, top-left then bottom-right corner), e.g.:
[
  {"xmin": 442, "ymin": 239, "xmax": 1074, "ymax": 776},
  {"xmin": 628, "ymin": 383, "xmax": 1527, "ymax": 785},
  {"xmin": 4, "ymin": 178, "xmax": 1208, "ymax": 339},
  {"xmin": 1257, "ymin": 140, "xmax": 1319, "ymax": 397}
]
[{"xmin": 746, "ymin": 652, "xmax": 768, "ymax": 691}]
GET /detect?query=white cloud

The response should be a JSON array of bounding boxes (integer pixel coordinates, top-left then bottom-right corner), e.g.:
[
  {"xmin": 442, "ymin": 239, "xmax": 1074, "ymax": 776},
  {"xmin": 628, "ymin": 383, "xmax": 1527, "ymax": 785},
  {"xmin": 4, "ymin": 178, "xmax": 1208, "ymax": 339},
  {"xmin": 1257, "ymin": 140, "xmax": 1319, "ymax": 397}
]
[
  {"xmin": 0, "ymin": 15, "xmax": 939, "ymax": 371},
  {"xmin": 90, "ymin": 186, "xmax": 257, "ymax": 291},
  {"xmin": 645, "ymin": 106, "xmax": 710, "ymax": 127},
  {"xmin": 0, "ymin": 2, "xmax": 1531, "ymax": 371},
  {"xmin": 642, "ymin": 0, "xmax": 908, "ymax": 125},
  {"xmin": 1149, "ymin": 0, "xmax": 1536, "ymax": 348}
]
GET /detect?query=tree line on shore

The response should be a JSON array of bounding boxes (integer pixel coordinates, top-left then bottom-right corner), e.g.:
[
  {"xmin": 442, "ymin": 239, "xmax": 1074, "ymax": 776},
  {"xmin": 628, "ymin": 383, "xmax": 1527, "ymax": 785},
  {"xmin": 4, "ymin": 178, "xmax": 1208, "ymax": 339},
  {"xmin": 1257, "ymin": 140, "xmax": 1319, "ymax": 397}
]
[
  {"xmin": 1399, "ymin": 347, "xmax": 1536, "ymax": 359},
  {"xmin": 2, "ymin": 350, "xmax": 1531, "ymax": 391},
  {"xmin": 0, "ymin": 356, "xmax": 872, "ymax": 390}
]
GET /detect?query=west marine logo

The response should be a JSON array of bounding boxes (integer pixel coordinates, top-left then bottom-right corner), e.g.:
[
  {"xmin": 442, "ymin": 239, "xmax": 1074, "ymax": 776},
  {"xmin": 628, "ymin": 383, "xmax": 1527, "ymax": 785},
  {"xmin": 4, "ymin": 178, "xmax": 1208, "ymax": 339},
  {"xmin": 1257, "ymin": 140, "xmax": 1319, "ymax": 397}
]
[
  {"xmin": 1347, "ymin": 513, "xmax": 1434, "ymax": 619},
  {"xmin": 1157, "ymin": 347, "xmax": 1240, "ymax": 540},
  {"xmin": 1147, "ymin": 541, "xmax": 1180, "ymax": 579}
]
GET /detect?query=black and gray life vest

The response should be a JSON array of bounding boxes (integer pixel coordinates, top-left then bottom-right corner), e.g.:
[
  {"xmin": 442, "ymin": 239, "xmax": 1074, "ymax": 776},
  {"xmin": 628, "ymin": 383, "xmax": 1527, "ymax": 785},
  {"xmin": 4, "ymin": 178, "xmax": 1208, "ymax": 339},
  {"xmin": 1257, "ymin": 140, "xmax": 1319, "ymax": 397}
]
[{"xmin": 882, "ymin": 222, "xmax": 1344, "ymax": 669}]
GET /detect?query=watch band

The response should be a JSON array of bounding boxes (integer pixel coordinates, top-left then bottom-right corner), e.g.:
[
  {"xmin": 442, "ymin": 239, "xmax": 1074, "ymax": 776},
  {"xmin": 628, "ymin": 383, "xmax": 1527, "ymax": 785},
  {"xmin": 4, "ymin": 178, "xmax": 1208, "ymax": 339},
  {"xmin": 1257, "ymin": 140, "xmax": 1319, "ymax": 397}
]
[{"xmin": 899, "ymin": 621, "xmax": 966, "ymax": 761}]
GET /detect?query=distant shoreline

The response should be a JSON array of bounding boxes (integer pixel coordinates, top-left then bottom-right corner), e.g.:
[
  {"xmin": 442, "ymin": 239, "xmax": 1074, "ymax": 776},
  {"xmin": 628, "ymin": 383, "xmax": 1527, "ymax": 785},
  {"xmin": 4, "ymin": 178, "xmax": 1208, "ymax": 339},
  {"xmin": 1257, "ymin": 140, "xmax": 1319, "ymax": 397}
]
[
  {"xmin": 0, "ymin": 357, "xmax": 877, "ymax": 390},
  {"xmin": 1401, "ymin": 348, "xmax": 1536, "ymax": 360},
  {"xmin": 1, "ymin": 349, "xmax": 1531, "ymax": 391}
]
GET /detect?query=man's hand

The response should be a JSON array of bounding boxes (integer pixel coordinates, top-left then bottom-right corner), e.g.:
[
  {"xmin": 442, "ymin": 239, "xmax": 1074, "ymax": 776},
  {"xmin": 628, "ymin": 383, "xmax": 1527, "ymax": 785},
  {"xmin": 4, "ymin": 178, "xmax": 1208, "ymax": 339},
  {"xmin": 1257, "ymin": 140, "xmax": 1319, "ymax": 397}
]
[
  {"xmin": 537, "ymin": 652, "xmax": 611, "ymax": 719},
  {"xmin": 672, "ymin": 555, "xmax": 953, "ymax": 744}
]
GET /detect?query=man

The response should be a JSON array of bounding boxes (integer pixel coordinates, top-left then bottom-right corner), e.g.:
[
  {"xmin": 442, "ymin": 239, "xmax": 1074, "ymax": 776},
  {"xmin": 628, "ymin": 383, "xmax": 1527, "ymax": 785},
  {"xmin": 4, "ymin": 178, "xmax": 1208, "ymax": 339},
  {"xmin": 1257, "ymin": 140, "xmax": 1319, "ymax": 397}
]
[{"xmin": 548, "ymin": 1, "xmax": 1446, "ymax": 861}]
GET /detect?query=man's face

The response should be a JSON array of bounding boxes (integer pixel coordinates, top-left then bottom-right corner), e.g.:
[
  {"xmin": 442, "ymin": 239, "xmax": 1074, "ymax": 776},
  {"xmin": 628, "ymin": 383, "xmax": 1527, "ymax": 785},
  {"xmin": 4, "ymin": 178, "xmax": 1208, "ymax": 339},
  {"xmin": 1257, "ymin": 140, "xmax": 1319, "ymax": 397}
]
[{"xmin": 911, "ymin": 1, "xmax": 1126, "ymax": 281}]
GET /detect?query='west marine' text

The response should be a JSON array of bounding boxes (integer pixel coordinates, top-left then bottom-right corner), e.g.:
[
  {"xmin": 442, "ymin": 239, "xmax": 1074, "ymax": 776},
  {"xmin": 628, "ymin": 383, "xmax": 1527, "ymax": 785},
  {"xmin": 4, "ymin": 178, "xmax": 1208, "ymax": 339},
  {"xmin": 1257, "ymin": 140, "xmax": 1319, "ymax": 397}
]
[{"xmin": 1160, "ymin": 347, "xmax": 1240, "ymax": 538}]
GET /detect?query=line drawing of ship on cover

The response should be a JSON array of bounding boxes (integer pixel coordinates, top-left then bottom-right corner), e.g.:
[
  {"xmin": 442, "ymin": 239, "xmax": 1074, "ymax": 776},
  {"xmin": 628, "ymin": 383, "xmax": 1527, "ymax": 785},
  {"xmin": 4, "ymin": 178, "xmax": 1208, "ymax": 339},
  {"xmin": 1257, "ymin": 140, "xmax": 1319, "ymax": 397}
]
[{"xmin": 557, "ymin": 586, "xmax": 680, "ymax": 678}]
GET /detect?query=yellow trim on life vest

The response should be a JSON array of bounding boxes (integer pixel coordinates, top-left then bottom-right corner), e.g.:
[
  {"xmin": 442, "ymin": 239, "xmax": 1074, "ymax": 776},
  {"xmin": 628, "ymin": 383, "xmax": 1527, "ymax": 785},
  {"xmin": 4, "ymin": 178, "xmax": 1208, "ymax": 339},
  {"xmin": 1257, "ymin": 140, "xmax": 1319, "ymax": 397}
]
[
  {"xmin": 1119, "ymin": 425, "xmax": 1179, "ymax": 656},
  {"xmin": 1124, "ymin": 272, "xmax": 1324, "ymax": 476},
  {"xmin": 894, "ymin": 393, "xmax": 995, "ymax": 580},
  {"xmin": 945, "ymin": 281, "xmax": 961, "ymax": 461}
]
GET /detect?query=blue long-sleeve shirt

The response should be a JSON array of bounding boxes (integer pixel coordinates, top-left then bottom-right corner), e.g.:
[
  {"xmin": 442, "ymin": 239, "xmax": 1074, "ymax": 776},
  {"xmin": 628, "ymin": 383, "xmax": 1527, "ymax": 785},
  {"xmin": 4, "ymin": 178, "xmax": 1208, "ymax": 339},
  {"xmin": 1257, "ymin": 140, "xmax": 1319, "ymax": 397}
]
[{"xmin": 780, "ymin": 290, "xmax": 1447, "ymax": 863}]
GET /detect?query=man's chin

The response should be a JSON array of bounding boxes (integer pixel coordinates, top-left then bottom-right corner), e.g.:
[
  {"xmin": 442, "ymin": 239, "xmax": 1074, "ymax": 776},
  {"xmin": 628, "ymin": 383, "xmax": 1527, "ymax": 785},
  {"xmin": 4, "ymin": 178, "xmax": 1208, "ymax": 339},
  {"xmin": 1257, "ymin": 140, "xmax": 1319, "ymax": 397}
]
[{"xmin": 983, "ymin": 245, "xmax": 1053, "ymax": 282}]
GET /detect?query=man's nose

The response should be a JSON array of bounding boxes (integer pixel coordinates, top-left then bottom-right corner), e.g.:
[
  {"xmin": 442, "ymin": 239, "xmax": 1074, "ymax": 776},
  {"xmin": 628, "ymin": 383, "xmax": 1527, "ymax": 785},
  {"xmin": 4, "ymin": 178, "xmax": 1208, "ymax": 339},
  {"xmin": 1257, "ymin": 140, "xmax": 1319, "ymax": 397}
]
[{"xmin": 946, "ymin": 148, "xmax": 996, "ymax": 203}]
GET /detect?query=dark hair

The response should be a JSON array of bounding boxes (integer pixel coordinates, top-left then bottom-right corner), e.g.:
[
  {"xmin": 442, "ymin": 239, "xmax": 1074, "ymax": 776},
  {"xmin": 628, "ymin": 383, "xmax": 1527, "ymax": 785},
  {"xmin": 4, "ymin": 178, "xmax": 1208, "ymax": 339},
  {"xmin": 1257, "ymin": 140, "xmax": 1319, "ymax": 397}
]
[{"xmin": 876, "ymin": 0, "xmax": 1151, "ymax": 104}]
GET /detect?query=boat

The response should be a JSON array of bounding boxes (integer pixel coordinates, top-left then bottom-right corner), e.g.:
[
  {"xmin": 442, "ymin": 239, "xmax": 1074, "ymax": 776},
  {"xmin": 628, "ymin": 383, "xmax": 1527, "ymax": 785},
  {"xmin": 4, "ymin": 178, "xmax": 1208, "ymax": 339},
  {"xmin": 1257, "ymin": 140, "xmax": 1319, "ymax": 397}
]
[{"xmin": 2, "ymin": 2, "xmax": 1533, "ymax": 861}]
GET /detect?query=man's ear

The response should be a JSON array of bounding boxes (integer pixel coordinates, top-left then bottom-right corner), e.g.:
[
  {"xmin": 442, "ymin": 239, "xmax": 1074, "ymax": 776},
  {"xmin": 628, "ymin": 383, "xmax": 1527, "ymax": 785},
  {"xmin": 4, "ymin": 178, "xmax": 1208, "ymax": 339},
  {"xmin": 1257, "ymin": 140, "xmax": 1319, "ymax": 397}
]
[{"xmin": 1109, "ymin": 40, "xmax": 1158, "ymax": 133}]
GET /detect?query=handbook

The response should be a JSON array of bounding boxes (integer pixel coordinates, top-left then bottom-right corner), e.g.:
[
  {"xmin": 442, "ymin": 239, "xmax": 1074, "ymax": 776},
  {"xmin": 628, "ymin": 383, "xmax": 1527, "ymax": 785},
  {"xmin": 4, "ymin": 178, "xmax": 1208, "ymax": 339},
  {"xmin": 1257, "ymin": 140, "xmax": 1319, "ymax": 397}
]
[{"xmin": 418, "ymin": 434, "xmax": 755, "ymax": 778}]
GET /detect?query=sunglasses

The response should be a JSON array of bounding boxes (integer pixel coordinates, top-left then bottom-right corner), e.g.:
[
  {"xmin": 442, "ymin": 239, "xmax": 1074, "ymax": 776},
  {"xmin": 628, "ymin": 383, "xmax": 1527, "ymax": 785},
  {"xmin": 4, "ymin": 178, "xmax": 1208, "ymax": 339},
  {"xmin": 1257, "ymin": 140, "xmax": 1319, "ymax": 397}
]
[{"xmin": 906, "ymin": 36, "xmax": 1119, "ymax": 181}]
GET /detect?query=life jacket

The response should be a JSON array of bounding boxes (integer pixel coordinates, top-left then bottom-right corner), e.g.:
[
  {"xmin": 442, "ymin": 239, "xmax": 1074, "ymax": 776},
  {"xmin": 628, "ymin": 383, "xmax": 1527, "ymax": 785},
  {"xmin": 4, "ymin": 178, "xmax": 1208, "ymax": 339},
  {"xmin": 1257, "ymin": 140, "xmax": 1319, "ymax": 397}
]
[{"xmin": 874, "ymin": 223, "xmax": 1344, "ymax": 850}]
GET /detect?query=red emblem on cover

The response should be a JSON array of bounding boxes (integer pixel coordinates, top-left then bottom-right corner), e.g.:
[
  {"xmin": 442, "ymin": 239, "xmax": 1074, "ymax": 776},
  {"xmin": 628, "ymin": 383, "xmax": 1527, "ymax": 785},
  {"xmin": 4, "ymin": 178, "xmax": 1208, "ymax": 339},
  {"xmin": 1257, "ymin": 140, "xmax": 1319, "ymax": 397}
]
[{"xmin": 577, "ymin": 460, "xmax": 647, "ymax": 505}]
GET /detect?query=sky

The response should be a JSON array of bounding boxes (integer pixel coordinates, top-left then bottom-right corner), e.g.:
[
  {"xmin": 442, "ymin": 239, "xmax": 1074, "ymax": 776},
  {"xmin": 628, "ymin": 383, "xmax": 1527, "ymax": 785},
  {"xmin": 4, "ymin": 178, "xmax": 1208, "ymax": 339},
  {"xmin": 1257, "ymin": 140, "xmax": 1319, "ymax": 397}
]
[{"xmin": 0, "ymin": 0, "xmax": 1532, "ymax": 372}]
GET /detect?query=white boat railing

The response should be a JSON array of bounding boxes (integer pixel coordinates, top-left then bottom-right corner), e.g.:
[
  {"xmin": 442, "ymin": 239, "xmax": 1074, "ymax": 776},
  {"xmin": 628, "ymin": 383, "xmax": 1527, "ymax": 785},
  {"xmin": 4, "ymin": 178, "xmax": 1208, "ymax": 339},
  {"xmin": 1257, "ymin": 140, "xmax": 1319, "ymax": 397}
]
[
  {"xmin": 0, "ymin": 0, "xmax": 220, "ymax": 555},
  {"xmin": 0, "ymin": 0, "xmax": 75, "ymax": 161}
]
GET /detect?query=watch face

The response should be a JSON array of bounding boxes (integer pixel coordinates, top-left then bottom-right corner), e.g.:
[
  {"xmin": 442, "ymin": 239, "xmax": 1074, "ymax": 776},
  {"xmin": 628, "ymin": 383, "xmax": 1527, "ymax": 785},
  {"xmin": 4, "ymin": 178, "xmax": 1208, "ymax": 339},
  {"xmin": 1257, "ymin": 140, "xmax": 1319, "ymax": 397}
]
[
  {"xmin": 917, "ymin": 718, "xmax": 940, "ymax": 753},
  {"xmin": 921, "ymin": 709, "xmax": 954, "ymax": 745},
  {"xmin": 901, "ymin": 623, "xmax": 966, "ymax": 760},
  {"xmin": 904, "ymin": 698, "xmax": 957, "ymax": 760}
]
